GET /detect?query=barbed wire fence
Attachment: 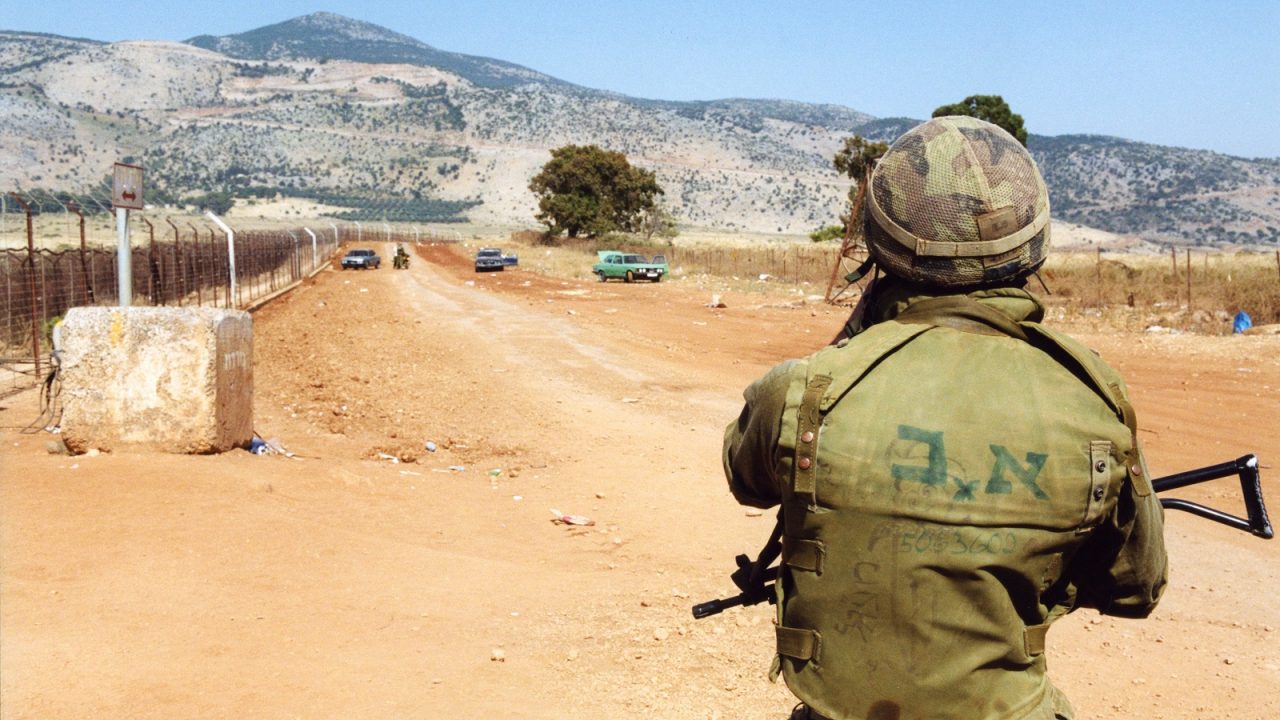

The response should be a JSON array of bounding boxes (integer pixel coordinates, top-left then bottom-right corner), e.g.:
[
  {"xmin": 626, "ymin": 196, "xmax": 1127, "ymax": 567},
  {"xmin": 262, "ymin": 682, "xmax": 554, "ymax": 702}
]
[{"xmin": 1, "ymin": 189, "xmax": 462, "ymax": 398}]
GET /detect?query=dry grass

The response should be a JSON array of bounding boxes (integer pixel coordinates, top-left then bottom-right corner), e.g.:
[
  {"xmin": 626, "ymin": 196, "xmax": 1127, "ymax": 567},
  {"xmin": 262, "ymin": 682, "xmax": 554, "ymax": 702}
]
[
  {"xmin": 499, "ymin": 231, "xmax": 1280, "ymax": 335},
  {"xmin": 495, "ymin": 232, "xmax": 848, "ymax": 299},
  {"xmin": 1043, "ymin": 250, "xmax": 1280, "ymax": 333}
]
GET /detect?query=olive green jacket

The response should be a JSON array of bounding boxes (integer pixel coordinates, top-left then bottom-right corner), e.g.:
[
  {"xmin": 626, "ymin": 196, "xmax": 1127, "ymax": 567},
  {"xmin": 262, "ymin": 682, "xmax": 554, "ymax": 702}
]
[{"xmin": 723, "ymin": 286, "xmax": 1168, "ymax": 720}]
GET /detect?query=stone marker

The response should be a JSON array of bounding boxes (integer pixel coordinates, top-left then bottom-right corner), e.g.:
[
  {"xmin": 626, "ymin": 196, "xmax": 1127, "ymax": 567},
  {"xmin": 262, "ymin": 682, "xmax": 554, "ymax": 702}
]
[{"xmin": 59, "ymin": 307, "xmax": 253, "ymax": 454}]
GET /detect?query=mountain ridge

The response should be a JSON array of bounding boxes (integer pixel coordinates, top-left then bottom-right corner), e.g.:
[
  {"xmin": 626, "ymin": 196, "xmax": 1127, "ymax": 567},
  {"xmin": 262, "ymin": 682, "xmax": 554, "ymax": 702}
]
[
  {"xmin": 185, "ymin": 12, "xmax": 572, "ymax": 90},
  {"xmin": 1, "ymin": 14, "xmax": 1277, "ymax": 245}
]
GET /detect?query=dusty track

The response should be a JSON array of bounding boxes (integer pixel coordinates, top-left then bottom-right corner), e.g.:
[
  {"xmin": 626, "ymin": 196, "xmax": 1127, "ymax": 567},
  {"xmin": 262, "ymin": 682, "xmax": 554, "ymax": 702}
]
[{"xmin": 2, "ymin": 243, "xmax": 1277, "ymax": 719}]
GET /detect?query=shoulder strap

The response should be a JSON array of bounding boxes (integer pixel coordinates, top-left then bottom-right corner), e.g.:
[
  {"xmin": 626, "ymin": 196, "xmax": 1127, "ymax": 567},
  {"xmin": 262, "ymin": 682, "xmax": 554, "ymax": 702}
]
[
  {"xmin": 783, "ymin": 322, "xmax": 934, "ymax": 502},
  {"xmin": 812, "ymin": 322, "xmax": 936, "ymax": 413}
]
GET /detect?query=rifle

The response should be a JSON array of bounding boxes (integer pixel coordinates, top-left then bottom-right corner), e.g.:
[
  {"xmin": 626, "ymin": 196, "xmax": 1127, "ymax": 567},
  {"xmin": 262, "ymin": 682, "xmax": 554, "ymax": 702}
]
[{"xmin": 692, "ymin": 454, "xmax": 1273, "ymax": 619}]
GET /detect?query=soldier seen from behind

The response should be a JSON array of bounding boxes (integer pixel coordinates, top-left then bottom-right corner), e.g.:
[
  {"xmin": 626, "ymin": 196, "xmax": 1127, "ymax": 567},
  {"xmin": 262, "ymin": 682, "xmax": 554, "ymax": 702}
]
[{"xmin": 723, "ymin": 116, "xmax": 1168, "ymax": 720}]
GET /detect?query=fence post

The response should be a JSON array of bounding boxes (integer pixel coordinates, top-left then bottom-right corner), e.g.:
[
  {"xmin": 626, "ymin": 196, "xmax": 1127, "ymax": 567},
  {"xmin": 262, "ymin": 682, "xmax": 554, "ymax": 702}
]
[
  {"xmin": 205, "ymin": 226, "xmax": 221, "ymax": 308},
  {"xmin": 187, "ymin": 223, "xmax": 202, "ymax": 307},
  {"xmin": 1096, "ymin": 247, "xmax": 1103, "ymax": 309},
  {"xmin": 205, "ymin": 212, "xmax": 236, "ymax": 308},
  {"xmin": 9, "ymin": 193, "xmax": 40, "ymax": 377},
  {"xmin": 143, "ymin": 217, "xmax": 159, "ymax": 305},
  {"xmin": 304, "ymin": 227, "xmax": 318, "ymax": 273},
  {"xmin": 70, "ymin": 201, "xmax": 93, "ymax": 305},
  {"xmin": 1185, "ymin": 248, "xmax": 1192, "ymax": 310},
  {"xmin": 166, "ymin": 219, "xmax": 182, "ymax": 306}
]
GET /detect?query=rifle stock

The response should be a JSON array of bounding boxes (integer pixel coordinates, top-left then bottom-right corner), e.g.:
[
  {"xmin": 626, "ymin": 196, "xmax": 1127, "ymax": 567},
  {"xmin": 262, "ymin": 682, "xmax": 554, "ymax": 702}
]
[
  {"xmin": 1154, "ymin": 454, "xmax": 1273, "ymax": 539},
  {"xmin": 693, "ymin": 454, "xmax": 1273, "ymax": 618}
]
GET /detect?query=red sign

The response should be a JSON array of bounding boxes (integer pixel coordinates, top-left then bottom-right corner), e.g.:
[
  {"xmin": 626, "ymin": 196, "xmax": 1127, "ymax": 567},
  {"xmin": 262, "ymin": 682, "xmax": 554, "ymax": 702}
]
[{"xmin": 112, "ymin": 162, "xmax": 144, "ymax": 210}]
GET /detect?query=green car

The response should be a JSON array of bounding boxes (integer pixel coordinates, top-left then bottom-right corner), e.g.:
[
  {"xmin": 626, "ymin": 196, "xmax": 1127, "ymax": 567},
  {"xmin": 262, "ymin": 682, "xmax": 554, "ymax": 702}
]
[{"xmin": 593, "ymin": 251, "xmax": 668, "ymax": 283}]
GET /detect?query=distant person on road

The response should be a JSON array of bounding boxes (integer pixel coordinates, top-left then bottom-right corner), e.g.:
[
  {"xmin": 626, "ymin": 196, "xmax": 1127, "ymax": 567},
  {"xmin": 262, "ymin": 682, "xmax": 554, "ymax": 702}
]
[{"xmin": 723, "ymin": 116, "xmax": 1168, "ymax": 720}]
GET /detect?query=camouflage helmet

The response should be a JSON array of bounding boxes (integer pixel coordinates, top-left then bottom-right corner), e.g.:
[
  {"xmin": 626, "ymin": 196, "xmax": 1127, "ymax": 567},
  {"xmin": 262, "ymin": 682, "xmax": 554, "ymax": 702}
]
[{"xmin": 864, "ymin": 116, "xmax": 1050, "ymax": 287}]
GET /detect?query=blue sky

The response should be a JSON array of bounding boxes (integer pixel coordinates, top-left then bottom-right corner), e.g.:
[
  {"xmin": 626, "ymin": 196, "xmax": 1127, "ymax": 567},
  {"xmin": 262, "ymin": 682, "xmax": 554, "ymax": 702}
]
[{"xmin": 8, "ymin": 1, "xmax": 1279, "ymax": 158}]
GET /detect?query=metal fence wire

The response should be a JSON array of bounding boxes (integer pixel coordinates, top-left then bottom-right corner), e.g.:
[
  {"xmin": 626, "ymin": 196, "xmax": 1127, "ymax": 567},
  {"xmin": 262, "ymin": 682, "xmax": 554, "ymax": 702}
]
[{"xmin": 1, "ymin": 194, "xmax": 457, "ymax": 397}]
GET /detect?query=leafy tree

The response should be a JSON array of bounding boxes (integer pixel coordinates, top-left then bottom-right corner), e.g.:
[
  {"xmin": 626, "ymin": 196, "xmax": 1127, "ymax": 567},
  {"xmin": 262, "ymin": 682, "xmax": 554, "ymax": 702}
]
[
  {"xmin": 638, "ymin": 202, "xmax": 678, "ymax": 243},
  {"xmin": 831, "ymin": 135, "xmax": 888, "ymax": 234},
  {"xmin": 833, "ymin": 135, "xmax": 888, "ymax": 184},
  {"xmin": 190, "ymin": 191, "xmax": 234, "ymax": 215},
  {"xmin": 809, "ymin": 224, "xmax": 844, "ymax": 243},
  {"xmin": 932, "ymin": 95, "xmax": 1028, "ymax": 146},
  {"xmin": 529, "ymin": 144, "xmax": 663, "ymax": 237}
]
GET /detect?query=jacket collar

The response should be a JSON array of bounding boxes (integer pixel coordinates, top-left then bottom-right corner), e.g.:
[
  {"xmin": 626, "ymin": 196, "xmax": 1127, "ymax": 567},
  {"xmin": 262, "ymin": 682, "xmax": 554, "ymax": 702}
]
[{"xmin": 867, "ymin": 278, "xmax": 1046, "ymax": 327}]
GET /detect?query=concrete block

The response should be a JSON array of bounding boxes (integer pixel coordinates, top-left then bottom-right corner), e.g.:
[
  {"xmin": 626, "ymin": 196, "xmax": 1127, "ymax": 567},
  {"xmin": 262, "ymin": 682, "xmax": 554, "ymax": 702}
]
[{"xmin": 58, "ymin": 307, "xmax": 253, "ymax": 454}]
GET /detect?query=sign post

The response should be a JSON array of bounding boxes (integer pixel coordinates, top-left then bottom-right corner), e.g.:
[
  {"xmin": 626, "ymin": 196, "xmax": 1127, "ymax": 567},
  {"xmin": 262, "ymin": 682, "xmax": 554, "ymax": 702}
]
[{"xmin": 111, "ymin": 162, "xmax": 144, "ymax": 307}]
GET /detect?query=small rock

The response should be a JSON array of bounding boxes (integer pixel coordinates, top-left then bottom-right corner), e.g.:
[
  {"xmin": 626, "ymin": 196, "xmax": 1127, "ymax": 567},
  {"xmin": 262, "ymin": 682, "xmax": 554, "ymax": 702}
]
[
  {"xmin": 86, "ymin": 448, "xmax": 100, "ymax": 457},
  {"xmin": 654, "ymin": 628, "xmax": 670, "ymax": 641},
  {"xmin": 567, "ymin": 648, "xmax": 579, "ymax": 662},
  {"xmin": 491, "ymin": 648, "xmax": 505, "ymax": 662},
  {"xmin": 1223, "ymin": 657, "xmax": 1234, "ymax": 665},
  {"xmin": 745, "ymin": 508, "xmax": 763, "ymax": 517},
  {"xmin": 425, "ymin": 441, "xmax": 437, "ymax": 452}
]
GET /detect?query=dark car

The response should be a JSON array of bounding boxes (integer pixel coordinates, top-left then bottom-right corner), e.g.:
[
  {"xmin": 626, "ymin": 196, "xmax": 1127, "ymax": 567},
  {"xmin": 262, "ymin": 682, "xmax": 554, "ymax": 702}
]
[
  {"xmin": 341, "ymin": 248, "xmax": 381, "ymax": 270},
  {"xmin": 475, "ymin": 247, "xmax": 505, "ymax": 272}
]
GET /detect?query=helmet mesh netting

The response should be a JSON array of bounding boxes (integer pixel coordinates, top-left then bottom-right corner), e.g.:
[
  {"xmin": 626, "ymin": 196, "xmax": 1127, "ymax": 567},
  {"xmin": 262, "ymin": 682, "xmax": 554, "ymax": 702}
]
[{"xmin": 866, "ymin": 117, "xmax": 1049, "ymax": 287}]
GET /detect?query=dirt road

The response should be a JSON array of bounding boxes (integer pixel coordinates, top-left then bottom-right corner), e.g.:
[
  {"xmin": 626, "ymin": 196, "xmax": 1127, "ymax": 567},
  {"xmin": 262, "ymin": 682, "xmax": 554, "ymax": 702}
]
[{"xmin": 2, "ymin": 243, "xmax": 1277, "ymax": 719}]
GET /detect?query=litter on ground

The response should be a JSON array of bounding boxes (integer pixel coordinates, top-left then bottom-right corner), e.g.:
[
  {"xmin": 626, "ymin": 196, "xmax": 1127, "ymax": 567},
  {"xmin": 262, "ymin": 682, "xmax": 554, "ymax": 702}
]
[{"xmin": 550, "ymin": 509, "xmax": 595, "ymax": 526}]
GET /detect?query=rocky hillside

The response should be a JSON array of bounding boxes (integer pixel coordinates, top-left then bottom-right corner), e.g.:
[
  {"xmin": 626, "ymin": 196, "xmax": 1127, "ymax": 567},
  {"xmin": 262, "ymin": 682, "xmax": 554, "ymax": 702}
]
[{"xmin": 1, "ymin": 13, "xmax": 1277, "ymax": 244}]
